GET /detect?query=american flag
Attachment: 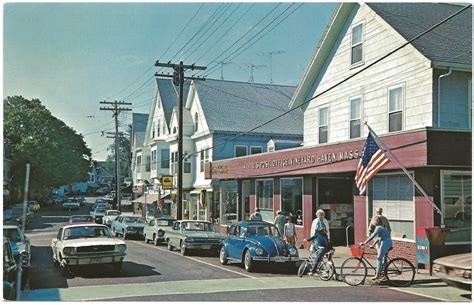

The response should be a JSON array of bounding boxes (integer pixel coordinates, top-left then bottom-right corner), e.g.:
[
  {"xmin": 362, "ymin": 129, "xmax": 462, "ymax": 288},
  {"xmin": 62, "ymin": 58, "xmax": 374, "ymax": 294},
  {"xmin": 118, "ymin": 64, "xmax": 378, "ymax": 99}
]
[{"xmin": 355, "ymin": 133, "xmax": 390, "ymax": 195}]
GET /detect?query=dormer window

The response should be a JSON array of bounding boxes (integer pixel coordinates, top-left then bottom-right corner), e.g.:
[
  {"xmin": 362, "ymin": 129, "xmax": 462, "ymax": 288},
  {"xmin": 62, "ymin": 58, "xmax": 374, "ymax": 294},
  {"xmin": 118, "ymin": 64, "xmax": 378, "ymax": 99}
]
[
  {"xmin": 157, "ymin": 119, "xmax": 161, "ymax": 137},
  {"xmin": 351, "ymin": 22, "xmax": 363, "ymax": 66},
  {"xmin": 194, "ymin": 112, "xmax": 199, "ymax": 132}
]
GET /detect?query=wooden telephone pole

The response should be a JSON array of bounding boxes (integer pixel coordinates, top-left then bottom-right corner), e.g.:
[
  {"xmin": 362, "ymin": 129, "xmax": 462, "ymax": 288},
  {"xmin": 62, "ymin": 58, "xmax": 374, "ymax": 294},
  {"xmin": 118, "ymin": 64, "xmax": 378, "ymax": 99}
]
[
  {"xmin": 154, "ymin": 61, "xmax": 206, "ymax": 220},
  {"xmin": 100, "ymin": 100, "xmax": 132, "ymax": 211}
]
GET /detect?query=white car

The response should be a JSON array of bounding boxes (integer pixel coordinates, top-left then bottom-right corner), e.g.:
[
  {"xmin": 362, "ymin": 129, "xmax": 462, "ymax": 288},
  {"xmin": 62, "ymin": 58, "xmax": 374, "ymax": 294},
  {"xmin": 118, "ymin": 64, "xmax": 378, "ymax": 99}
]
[
  {"xmin": 63, "ymin": 199, "xmax": 80, "ymax": 210},
  {"xmin": 51, "ymin": 224, "xmax": 126, "ymax": 274},
  {"xmin": 90, "ymin": 208, "xmax": 108, "ymax": 224},
  {"xmin": 102, "ymin": 210, "xmax": 121, "ymax": 227}
]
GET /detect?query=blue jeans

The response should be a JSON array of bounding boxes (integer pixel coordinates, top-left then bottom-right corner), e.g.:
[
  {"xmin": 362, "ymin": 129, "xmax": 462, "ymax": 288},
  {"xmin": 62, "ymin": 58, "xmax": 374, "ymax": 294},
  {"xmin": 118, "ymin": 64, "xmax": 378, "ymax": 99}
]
[
  {"xmin": 376, "ymin": 239, "xmax": 392, "ymax": 275},
  {"xmin": 310, "ymin": 246, "xmax": 329, "ymax": 273}
]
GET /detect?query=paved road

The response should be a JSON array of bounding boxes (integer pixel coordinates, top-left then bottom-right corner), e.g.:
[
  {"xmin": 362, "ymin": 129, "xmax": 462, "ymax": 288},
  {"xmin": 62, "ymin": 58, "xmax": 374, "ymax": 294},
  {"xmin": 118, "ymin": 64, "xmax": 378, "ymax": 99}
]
[{"xmin": 22, "ymin": 197, "xmax": 471, "ymax": 301}]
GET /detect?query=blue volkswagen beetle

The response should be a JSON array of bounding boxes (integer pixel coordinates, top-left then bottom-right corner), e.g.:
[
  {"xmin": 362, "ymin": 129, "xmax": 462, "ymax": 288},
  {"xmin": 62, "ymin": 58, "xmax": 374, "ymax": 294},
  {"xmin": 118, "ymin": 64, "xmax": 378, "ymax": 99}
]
[{"xmin": 219, "ymin": 221, "xmax": 299, "ymax": 272}]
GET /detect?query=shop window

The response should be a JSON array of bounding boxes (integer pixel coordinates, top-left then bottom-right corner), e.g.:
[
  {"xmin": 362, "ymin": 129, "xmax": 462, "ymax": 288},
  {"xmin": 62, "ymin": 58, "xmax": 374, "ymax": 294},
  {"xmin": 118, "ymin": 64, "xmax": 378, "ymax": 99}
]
[
  {"xmin": 235, "ymin": 145, "xmax": 247, "ymax": 157},
  {"xmin": 351, "ymin": 23, "xmax": 364, "ymax": 66},
  {"xmin": 442, "ymin": 171, "xmax": 471, "ymax": 230},
  {"xmin": 221, "ymin": 181, "xmax": 238, "ymax": 226},
  {"xmin": 161, "ymin": 148, "xmax": 169, "ymax": 168},
  {"xmin": 317, "ymin": 178, "xmax": 354, "ymax": 230},
  {"xmin": 256, "ymin": 179, "xmax": 274, "ymax": 222},
  {"xmin": 350, "ymin": 97, "xmax": 361, "ymax": 139},
  {"xmin": 281, "ymin": 178, "xmax": 303, "ymax": 225},
  {"xmin": 319, "ymin": 106, "xmax": 328, "ymax": 144},
  {"xmin": 368, "ymin": 174, "xmax": 414, "ymax": 240},
  {"xmin": 250, "ymin": 146, "xmax": 263, "ymax": 155},
  {"xmin": 388, "ymin": 85, "xmax": 403, "ymax": 132}
]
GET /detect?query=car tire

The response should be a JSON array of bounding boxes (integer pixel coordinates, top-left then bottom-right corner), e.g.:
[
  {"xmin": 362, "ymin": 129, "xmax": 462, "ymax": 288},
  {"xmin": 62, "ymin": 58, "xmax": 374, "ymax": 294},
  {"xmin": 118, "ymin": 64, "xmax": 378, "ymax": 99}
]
[
  {"xmin": 112, "ymin": 261, "xmax": 123, "ymax": 274},
  {"xmin": 219, "ymin": 246, "xmax": 228, "ymax": 265},
  {"xmin": 180, "ymin": 241, "xmax": 188, "ymax": 256},
  {"xmin": 153, "ymin": 235, "xmax": 159, "ymax": 246},
  {"xmin": 167, "ymin": 241, "xmax": 174, "ymax": 251},
  {"xmin": 244, "ymin": 250, "xmax": 254, "ymax": 272}
]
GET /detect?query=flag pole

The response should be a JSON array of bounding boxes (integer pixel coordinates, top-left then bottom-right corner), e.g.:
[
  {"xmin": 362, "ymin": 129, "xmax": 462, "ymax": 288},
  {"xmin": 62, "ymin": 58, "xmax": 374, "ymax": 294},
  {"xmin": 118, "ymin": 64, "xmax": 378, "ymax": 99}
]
[{"xmin": 364, "ymin": 122, "xmax": 445, "ymax": 227}]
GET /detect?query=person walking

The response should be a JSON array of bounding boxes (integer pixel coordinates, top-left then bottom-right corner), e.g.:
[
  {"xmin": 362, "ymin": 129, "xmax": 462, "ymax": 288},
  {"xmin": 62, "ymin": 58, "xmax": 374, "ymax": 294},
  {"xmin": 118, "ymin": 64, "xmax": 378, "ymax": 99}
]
[
  {"xmin": 284, "ymin": 217, "xmax": 297, "ymax": 246},
  {"xmin": 360, "ymin": 216, "xmax": 392, "ymax": 280},
  {"xmin": 274, "ymin": 210, "xmax": 286, "ymax": 236},
  {"xmin": 310, "ymin": 209, "xmax": 330, "ymax": 252},
  {"xmin": 250, "ymin": 208, "xmax": 262, "ymax": 221}
]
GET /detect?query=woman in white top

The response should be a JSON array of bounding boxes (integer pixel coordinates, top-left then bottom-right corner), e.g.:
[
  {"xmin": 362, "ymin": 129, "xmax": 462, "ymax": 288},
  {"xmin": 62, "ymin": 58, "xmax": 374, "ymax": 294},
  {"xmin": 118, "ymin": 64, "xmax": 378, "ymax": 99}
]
[{"xmin": 309, "ymin": 209, "xmax": 330, "ymax": 252}]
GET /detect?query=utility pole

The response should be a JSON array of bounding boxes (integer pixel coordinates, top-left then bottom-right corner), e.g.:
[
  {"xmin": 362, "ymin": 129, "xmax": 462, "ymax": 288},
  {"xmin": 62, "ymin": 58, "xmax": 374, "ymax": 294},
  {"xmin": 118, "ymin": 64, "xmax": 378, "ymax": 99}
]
[
  {"xmin": 100, "ymin": 100, "xmax": 132, "ymax": 211},
  {"xmin": 154, "ymin": 60, "xmax": 206, "ymax": 220}
]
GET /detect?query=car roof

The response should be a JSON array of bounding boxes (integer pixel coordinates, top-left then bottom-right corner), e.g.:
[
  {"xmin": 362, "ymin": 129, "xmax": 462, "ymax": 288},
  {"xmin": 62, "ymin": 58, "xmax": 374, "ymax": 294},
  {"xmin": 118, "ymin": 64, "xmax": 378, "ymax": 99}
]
[
  {"xmin": 177, "ymin": 220, "xmax": 212, "ymax": 223},
  {"xmin": 106, "ymin": 210, "xmax": 120, "ymax": 212},
  {"xmin": 238, "ymin": 221, "xmax": 273, "ymax": 227}
]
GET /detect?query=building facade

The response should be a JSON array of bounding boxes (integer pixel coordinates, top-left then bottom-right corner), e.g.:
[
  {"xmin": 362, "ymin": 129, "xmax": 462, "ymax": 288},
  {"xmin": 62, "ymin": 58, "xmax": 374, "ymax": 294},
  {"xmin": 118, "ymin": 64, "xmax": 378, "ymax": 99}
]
[{"xmin": 205, "ymin": 3, "xmax": 472, "ymax": 265}]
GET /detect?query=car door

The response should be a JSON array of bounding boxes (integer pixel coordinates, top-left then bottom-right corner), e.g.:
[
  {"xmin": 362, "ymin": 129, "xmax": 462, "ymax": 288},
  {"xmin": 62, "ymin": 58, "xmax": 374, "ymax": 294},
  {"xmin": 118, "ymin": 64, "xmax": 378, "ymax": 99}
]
[
  {"xmin": 51, "ymin": 228, "xmax": 63, "ymax": 261},
  {"xmin": 229, "ymin": 225, "xmax": 245, "ymax": 259},
  {"xmin": 169, "ymin": 222, "xmax": 180, "ymax": 246},
  {"xmin": 113, "ymin": 216, "xmax": 122, "ymax": 232}
]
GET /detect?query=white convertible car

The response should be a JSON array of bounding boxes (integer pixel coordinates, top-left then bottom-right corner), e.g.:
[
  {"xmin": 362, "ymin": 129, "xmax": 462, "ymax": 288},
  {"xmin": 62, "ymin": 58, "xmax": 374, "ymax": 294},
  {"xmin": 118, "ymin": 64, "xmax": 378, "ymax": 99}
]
[{"xmin": 51, "ymin": 223, "xmax": 126, "ymax": 274}]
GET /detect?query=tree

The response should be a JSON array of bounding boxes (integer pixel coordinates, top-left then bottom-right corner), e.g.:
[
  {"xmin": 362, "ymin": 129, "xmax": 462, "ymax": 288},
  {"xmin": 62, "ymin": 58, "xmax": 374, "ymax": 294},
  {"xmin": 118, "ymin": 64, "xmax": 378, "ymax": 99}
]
[
  {"xmin": 105, "ymin": 135, "xmax": 131, "ymax": 183},
  {"xmin": 4, "ymin": 96, "xmax": 92, "ymax": 202}
]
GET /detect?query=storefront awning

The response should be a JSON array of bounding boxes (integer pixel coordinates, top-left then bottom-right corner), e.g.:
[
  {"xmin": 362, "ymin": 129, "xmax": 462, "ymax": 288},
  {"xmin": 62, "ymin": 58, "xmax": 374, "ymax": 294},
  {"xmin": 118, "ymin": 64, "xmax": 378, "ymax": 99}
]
[{"xmin": 131, "ymin": 193, "xmax": 159, "ymax": 204}]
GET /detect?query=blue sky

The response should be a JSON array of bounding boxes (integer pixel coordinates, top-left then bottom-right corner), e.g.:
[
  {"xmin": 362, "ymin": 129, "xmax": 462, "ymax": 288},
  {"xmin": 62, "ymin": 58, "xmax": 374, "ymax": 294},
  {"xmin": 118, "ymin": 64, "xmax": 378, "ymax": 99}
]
[{"xmin": 4, "ymin": 2, "xmax": 337, "ymax": 161}]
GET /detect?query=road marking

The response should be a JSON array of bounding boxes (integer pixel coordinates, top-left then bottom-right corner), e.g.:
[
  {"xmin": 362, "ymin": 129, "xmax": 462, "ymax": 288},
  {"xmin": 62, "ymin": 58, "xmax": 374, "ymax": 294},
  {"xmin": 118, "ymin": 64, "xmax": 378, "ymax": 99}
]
[
  {"xmin": 389, "ymin": 287, "xmax": 448, "ymax": 301},
  {"xmin": 20, "ymin": 276, "xmax": 345, "ymax": 301},
  {"xmin": 128, "ymin": 240, "xmax": 256, "ymax": 279}
]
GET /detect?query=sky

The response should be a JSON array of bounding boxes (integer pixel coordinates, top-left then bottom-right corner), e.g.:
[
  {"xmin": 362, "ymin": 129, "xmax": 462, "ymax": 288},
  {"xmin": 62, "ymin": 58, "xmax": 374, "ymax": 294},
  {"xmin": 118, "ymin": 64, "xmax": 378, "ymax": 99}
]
[{"xmin": 3, "ymin": 2, "xmax": 337, "ymax": 161}]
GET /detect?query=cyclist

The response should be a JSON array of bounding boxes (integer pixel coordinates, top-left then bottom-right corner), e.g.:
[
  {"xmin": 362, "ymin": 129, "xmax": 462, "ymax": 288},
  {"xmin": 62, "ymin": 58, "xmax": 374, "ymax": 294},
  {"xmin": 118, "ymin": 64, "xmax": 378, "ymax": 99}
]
[
  {"xmin": 303, "ymin": 222, "xmax": 330, "ymax": 276},
  {"xmin": 359, "ymin": 216, "xmax": 392, "ymax": 281}
]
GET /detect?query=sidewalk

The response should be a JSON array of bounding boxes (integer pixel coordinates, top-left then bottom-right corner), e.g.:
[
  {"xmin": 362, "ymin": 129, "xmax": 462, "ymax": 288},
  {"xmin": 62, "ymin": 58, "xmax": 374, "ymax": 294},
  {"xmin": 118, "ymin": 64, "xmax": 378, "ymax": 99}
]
[{"xmin": 298, "ymin": 246, "xmax": 436, "ymax": 283}]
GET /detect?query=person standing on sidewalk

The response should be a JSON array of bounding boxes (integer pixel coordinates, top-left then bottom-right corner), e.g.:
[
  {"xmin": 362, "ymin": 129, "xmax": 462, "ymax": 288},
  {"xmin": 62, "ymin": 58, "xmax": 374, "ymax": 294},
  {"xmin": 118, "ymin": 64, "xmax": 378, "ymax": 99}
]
[
  {"xmin": 310, "ymin": 209, "xmax": 330, "ymax": 252},
  {"xmin": 250, "ymin": 208, "xmax": 262, "ymax": 221},
  {"xmin": 360, "ymin": 216, "xmax": 392, "ymax": 280},
  {"xmin": 274, "ymin": 210, "xmax": 286, "ymax": 236},
  {"xmin": 284, "ymin": 217, "xmax": 297, "ymax": 246}
]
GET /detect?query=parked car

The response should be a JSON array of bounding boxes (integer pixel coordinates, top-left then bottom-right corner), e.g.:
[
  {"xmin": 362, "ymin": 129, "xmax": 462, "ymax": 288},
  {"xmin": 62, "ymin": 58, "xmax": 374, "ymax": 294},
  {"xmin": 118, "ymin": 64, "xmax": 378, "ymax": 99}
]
[
  {"xmin": 444, "ymin": 196, "xmax": 472, "ymax": 221},
  {"xmin": 62, "ymin": 199, "xmax": 81, "ymax": 211},
  {"xmin": 3, "ymin": 225, "xmax": 31, "ymax": 289},
  {"xmin": 111, "ymin": 216, "xmax": 146, "ymax": 239},
  {"xmin": 143, "ymin": 217, "xmax": 176, "ymax": 246},
  {"xmin": 166, "ymin": 220, "xmax": 225, "ymax": 256},
  {"xmin": 69, "ymin": 215, "xmax": 95, "ymax": 224},
  {"xmin": 51, "ymin": 223, "xmax": 126, "ymax": 274},
  {"xmin": 433, "ymin": 252, "xmax": 471, "ymax": 291},
  {"xmin": 102, "ymin": 210, "xmax": 121, "ymax": 227},
  {"xmin": 219, "ymin": 221, "xmax": 299, "ymax": 272},
  {"xmin": 11, "ymin": 206, "xmax": 34, "ymax": 227},
  {"xmin": 90, "ymin": 208, "xmax": 108, "ymax": 224},
  {"xmin": 3, "ymin": 238, "xmax": 18, "ymax": 300}
]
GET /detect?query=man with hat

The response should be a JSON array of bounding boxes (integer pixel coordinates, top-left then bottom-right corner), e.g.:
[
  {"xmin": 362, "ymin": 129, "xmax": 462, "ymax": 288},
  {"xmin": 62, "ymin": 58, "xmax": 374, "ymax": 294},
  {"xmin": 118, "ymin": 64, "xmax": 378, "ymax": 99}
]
[{"xmin": 274, "ymin": 210, "xmax": 286, "ymax": 237}]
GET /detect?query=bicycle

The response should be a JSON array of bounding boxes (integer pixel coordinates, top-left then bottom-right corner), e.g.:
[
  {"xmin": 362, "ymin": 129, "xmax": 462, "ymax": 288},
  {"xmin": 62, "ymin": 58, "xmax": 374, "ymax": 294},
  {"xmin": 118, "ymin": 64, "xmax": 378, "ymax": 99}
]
[
  {"xmin": 298, "ymin": 246, "xmax": 336, "ymax": 281},
  {"xmin": 340, "ymin": 245, "xmax": 415, "ymax": 287}
]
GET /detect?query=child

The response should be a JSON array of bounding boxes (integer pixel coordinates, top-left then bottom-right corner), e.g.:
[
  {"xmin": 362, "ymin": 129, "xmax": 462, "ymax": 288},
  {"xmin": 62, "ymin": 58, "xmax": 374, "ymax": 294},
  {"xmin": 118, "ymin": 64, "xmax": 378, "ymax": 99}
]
[{"xmin": 284, "ymin": 217, "xmax": 297, "ymax": 246}]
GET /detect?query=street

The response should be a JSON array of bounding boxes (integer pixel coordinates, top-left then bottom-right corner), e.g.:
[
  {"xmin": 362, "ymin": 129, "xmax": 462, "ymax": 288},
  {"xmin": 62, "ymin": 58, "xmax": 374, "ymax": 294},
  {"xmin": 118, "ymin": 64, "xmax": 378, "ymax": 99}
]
[{"xmin": 21, "ymin": 197, "xmax": 471, "ymax": 302}]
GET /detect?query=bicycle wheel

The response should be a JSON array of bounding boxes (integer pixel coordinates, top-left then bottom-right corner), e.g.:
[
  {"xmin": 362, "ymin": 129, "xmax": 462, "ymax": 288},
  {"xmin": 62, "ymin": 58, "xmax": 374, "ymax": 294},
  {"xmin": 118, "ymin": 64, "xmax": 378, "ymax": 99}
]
[
  {"xmin": 384, "ymin": 257, "xmax": 415, "ymax": 287},
  {"xmin": 297, "ymin": 261, "xmax": 308, "ymax": 277},
  {"xmin": 318, "ymin": 260, "xmax": 335, "ymax": 281},
  {"xmin": 340, "ymin": 257, "xmax": 367, "ymax": 286}
]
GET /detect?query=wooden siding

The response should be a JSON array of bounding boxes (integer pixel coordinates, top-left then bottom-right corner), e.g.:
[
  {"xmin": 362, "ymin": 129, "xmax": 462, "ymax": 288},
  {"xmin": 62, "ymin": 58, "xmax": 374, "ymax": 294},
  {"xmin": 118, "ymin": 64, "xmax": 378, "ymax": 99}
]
[{"xmin": 304, "ymin": 4, "xmax": 433, "ymax": 147}]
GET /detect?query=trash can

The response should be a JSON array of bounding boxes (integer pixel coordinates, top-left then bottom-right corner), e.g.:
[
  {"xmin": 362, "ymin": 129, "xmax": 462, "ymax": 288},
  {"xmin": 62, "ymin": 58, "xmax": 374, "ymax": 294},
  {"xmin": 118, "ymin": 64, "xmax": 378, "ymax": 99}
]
[{"xmin": 416, "ymin": 227, "xmax": 451, "ymax": 275}]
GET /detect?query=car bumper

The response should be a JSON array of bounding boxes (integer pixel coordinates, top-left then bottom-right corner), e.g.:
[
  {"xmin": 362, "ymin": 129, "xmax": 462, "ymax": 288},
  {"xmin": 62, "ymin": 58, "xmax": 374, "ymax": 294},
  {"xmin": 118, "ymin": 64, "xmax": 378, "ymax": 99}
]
[
  {"xmin": 125, "ymin": 229, "xmax": 144, "ymax": 236},
  {"xmin": 184, "ymin": 243, "xmax": 220, "ymax": 250},
  {"xmin": 434, "ymin": 272, "xmax": 472, "ymax": 290},
  {"xmin": 253, "ymin": 255, "xmax": 299, "ymax": 262},
  {"xmin": 62, "ymin": 253, "xmax": 126, "ymax": 266}
]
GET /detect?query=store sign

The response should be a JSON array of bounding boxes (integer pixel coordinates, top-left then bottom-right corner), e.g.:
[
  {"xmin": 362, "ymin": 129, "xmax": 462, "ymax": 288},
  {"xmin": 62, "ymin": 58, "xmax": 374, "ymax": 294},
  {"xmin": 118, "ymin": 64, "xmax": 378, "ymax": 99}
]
[
  {"xmin": 161, "ymin": 175, "xmax": 174, "ymax": 190},
  {"xmin": 243, "ymin": 149, "xmax": 361, "ymax": 170}
]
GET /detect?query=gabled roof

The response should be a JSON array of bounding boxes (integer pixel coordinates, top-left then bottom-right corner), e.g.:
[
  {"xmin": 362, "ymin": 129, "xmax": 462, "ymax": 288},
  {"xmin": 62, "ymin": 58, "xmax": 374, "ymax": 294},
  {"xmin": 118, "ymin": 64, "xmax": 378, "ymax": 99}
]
[
  {"xmin": 367, "ymin": 3, "xmax": 471, "ymax": 66},
  {"xmin": 131, "ymin": 113, "xmax": 148, "ymax": 133},
  {"xmin": 156, "ymin": 78, "xmax": 191, "ymax": 127},
  {"xmin": 290, "ymin": 3, "xmax": 472, "ymax": 109},
  {"xmin": 193, "ymin": 79, "xmax": 302, "ymax": 135}
]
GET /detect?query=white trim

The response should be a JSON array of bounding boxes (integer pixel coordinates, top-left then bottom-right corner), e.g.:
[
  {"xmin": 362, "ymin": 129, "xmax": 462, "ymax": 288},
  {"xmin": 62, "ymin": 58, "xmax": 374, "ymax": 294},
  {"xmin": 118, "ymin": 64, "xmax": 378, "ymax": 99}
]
[
  {"xmin": 280, "ymin": 177, "xmax": 304, "ymax": 228},
  {"xmin": 350, "ymin": 20, "xmax": 365, "ymax": 68},
  {"xmin": 250, "ymin": 146, "xmax": 263, "ymax": 155},
  {"xmin": 234, "ymin": 145, "xmax": 248, "ymax": 157},
  {"xmin": 349, "ymin": 96, "xmax": 363, "ymax": 139},
  {"xmin": 387, "ymin": 83, "xmax": 405, "ymax": 133}
]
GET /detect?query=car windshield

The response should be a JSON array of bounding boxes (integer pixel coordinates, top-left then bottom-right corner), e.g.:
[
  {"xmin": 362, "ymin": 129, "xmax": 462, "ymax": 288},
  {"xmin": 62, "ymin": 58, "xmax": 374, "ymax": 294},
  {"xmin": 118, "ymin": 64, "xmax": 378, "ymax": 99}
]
[
  {"xmin": 97, "ymin": 204, "xmax": 109, "ymax": 208},
  {"xmin": 107, "ymin": 211, "xmax": 120, "ymax": 216},
  {"xmin": 124, "ymin": 217, "xmax": 145, "ymax": 223},
  {"xmin": 246, "ymin": 224, "xmax": 280, "ymax": 237},
  {"xmin": 95, "ymin": 209, "xmax": 107, "ymax": 213},
  {"xmin": 70, "ymin": 216, "xmax": 93, "ymax": 222},
  {"xmin": 3, "ymin": 228, "xmax": 23, "ymax": 242},
  {"xmin": 156, "ymin": 219, "xmax": 174, "ymax": 226},
  {"xmin": 63, "ymin": 226, "xmax": 111, "ymax": 239},
  {"xmin": 181, "ymin": 222, "xmax": 214, "ymax": 231}
]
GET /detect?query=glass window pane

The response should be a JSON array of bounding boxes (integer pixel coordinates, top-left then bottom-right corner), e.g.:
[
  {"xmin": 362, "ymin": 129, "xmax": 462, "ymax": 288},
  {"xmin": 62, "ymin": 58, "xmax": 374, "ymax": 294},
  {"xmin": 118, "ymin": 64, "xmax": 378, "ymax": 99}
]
[
  {"xmin": 350, "ymin": 119, "xmax": 361, "ymax": 138},
  {"xmin": 350, "ymin": 99, "xmax": 360, "ymax": 120},
  {"xmin": 389, "ymin": 87, "xmax": 403, "ymax": 112},
  {"xmin": 256, "ymin": 180, "xmax": 274, "ymax": 222},
  {"xmin": 319, "ymin": 126, "xmax": 327, "ymax": 143},
  {"xmin": 389, "ymin": 111, "xmax": 402, "ymax": 132},
  {"xmin": 235, "ymin": 146, "xmax": 247, "ymax": 157},
  {"xmin": 251, "ymin": 147, "xmax": 262, "ymax": 155},
  {"xmin": 221, "ymin": 181, "xmax": 238, "ymax": 225},
  {"xmin": 352, "ymin": 24, "xmax": 362, "ymax": 45},
  {"xmin": 351, "ymin": 45, "xmax": 363, "ymax": 64},
  {"xmin": 184, "ymin": 162, "xmax": 191, "ymax": 173},
  {"xmin": 319, "ymin": 107, "xmax": 328, "ymax": 126},
  {"xmin": 281, "ymin": 178, "xmax": 303, "ymax": 224},
  {"xmin": 443, "ymin": 172, "xmax": 472, "ymax": 229}
]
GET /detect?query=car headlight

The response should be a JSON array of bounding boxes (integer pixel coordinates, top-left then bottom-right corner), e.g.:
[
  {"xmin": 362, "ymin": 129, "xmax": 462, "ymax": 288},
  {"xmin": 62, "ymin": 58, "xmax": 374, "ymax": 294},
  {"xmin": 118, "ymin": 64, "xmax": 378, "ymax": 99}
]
[
  {"xmin": 117, "ymin": 244, "xmax": 126, "ymax": 253},
  {"xmin": 289, "ymin": 247, "xmax": 298, "ymax": 256},
  {"xmin": 63, "ymin": 247, "xmax": 76, "ymax": 256},
  {"xmin": 255, "ymin": 247, "xmax": 264, "ymax": 255}
]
